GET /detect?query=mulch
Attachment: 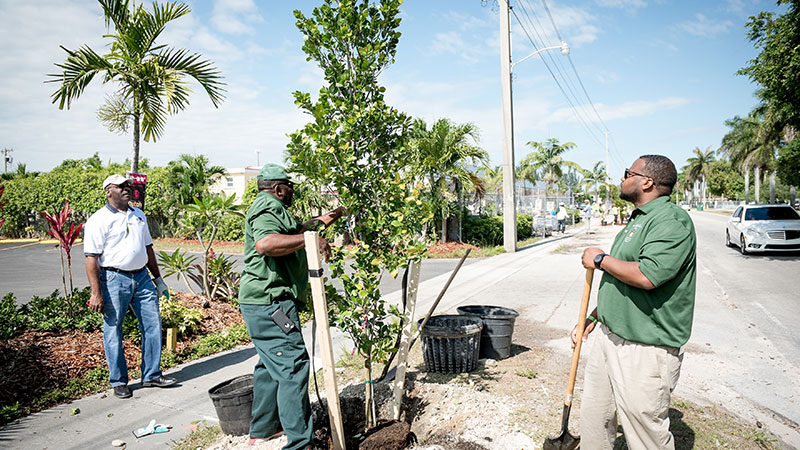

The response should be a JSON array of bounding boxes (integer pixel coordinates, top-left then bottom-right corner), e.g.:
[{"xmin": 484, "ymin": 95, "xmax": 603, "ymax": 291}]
[
  {"xmin": 0, "ymin": 293, "xmax": 244, "ymax": 409},
  {"xmin": 426, "ymin": 241, "xmax": 479, "ymax": 255}
]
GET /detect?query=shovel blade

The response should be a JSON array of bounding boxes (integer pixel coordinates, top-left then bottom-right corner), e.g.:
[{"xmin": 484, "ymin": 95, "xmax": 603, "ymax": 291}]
[{"xmin": 543, "ymin": 431, "xmax": 579, "ymax": 450}]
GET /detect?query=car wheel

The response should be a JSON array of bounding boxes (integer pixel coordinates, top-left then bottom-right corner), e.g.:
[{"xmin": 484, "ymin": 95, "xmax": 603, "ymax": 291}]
[
  {"xmin": 725, "ymin": 230, "xmax": 733, "ymax": 247},
  {"xmin": 740, "ymin": 234, "xmax": 748, "ymax": 255}
]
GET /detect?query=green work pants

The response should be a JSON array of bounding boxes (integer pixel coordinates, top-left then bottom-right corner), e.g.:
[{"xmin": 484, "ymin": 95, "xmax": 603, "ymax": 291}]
[{"xmin": 240, "ymin": 300, "xmax": 312, "ymax": 450}]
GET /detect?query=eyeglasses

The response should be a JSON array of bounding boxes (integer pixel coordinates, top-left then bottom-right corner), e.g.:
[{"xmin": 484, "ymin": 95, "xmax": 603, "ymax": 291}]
[{"xmin": 623, "ymin": 168, "xmax": 652, "ymax": 180}]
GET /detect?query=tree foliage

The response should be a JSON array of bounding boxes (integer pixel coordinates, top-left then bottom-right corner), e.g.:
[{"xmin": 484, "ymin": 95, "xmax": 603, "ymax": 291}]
[
  {"xmin": 288, "ymin": 0, "xmax": 431, "ymax": 428},
  {"xmin": 520, "ymin": 138, "xmax": 580, "ymax": 193}
]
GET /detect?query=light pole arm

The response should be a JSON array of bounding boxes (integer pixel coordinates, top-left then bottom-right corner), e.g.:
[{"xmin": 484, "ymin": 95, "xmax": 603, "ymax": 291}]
[{"xmin": 511, "ymin": 41, "xmax": 570, "ymax": 70}]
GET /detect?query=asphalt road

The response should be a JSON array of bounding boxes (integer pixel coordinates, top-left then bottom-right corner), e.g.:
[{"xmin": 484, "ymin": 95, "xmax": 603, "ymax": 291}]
[
  {"xmin": 677, "ymin": 210, "xmax": 800, "ymax": 437},
  {"xmin": 0, "ymin": 241, "xmax": 478, "ymax": 304}
]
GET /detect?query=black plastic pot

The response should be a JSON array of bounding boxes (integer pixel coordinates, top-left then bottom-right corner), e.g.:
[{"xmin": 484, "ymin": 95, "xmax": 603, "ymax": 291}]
[
  {"xmin": 456, "ymin": 305, "xmax": 520, "ymax": 360},
  {"xmin": 208, "ymin": 374, "xmax": 253, "ymax": 436},
  {"xmin": 418, "ymin": 315, "xmax": 483, "ymax": 373}
]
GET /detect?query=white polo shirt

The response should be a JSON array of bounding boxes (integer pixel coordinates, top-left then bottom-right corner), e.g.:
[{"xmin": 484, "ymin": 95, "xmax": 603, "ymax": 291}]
[{"xmin": 84, "ymin": 204, "xmax": 153, "ymax": 271}]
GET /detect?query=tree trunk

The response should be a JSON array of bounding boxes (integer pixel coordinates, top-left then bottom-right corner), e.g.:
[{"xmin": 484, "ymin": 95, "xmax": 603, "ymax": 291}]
[
  {"xmin": 702, "ymin": 175, "xmax": 707, "ymax": 208},
  {"xmin": 754, "ymin": 166, "xmax": 761, "ymax": 203},
  {"xmin": 769, "ymin": 170, "xmax": 776, "ymax": 204},
  {"xmin": 364, "ymin": 352, "xmax": 375, "ymax": 430},
  {"xmin": 744, "ymin": 167, "xmax": 750, "ymax": 203},
  {"xmin": 58, "ymin": 249, "xmax": 68, "ymax": 313},
  {"xmin": 790, "ymin": 186, "xmax": 797, "ymax": 207},
  {"xmin": 132, "ymin": 109, "xmax": 140, "ymax": 173}
]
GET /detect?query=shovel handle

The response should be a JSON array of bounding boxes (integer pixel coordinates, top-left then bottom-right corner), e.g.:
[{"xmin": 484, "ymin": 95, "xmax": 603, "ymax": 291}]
[{"xmin": 564, "ymin": 268, "xmax": 594, "ymax": 407}]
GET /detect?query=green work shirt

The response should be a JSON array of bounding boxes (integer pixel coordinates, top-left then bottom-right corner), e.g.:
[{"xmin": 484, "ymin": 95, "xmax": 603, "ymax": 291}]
[
  {"xmin": 238, "ymin": 192, "xmax": 308, "ymax": 305},
  {"xmin": 597, "ymin": 196, "xmax": 696, "ymax": 348}
]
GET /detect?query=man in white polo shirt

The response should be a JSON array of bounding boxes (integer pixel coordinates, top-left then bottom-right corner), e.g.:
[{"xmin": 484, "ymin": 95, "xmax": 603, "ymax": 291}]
[{"xmin": 84, "ymin": 174, "xmax": 176, "ymax": 399}]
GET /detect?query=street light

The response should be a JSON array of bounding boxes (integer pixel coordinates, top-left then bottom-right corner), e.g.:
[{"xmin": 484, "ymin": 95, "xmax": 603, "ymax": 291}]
[{"xmin": 499, "ymin": 0, "xmax": 570, "ymax": 252}]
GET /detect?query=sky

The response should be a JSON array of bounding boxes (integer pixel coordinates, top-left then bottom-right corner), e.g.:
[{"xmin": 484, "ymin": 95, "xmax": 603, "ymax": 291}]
[{"xmin": 0, "ymin": 0, "xmax": 781, "ymax": 179}]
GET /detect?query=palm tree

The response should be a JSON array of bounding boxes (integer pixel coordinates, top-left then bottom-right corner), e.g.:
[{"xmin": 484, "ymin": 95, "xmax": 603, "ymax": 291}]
[
  {"xmin": 580, "ymin": 161, "xmax": 607, "ymax": 201},
  {"xmin": 519, "ymin": 138, "xmax": 580, "ymax": 194},
  {"xmin": 410, "ymin": 118, "xmax": 488, "ymax": 242},
  {"xmin": 686, "ymin": 146, "xmax": 716, "ymax": 208},
  {"xmin": 48, "ymin": 0, "xmax": 225, "ymax": 173},
  {"xmin": 167, "ymin": 153, "xmax": 226, "ymax": 207},
  {"xmin": 720, "ymin": 113, "xmax": 760, "ymax": 203}
]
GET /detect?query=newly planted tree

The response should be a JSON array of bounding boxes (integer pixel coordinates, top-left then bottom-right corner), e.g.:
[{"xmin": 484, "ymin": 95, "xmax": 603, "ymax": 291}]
[
  {"xmin": 40, "ymin": 201, "xmax": 84, "ymax": 316},
  {"xmin": 289, "ymin": 0, "xmax": 431, "ymax": 429}
]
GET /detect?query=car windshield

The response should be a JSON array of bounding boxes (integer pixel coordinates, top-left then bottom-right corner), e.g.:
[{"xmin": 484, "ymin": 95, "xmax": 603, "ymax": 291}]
[{"xmin": 744, "ymin": 207, "xmax": 800, "ymax": 221}]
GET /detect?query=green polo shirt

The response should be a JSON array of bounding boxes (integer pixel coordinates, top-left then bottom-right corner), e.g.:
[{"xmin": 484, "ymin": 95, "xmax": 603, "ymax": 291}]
[
  {"xmin": 238, "ymin": 192, "xmax": 308, "ymax": 305},
  {"xmin": 597, "ymin": 196, "xmax": 696, "ymax": 348}
]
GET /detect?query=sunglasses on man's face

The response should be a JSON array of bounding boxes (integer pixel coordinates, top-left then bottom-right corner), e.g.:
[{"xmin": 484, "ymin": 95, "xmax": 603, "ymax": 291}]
[
  {"xmin": 277, "ymin": 181, "xmax": 294, "ymax": 189},
  {"xmin": 623, "ymin": 168, "xmax": 651, "ymax": 180}
]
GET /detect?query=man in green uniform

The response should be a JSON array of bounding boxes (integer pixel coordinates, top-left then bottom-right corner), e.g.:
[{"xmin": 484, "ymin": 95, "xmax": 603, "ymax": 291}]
[
  {"xmin": 239, "ymin": 163, "xmax": 344, "ymax": 449},
  {"xmin": 572, "ymin": 155, "xmax": 696, "ymax": 450}
]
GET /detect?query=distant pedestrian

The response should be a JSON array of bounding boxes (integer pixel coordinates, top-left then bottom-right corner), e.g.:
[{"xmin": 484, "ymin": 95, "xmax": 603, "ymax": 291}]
[
  {"xmin": 84, "ymin": 174, "xmax": 175, "ymax": 399},
  {"xmin": 573, "ymin": 155, "xmax": 696, "ymax": 449},
  {"xmin": 238, "ymin": 163, "xmax": 344, "ymax": 449},
  {"xmin": 556, "ymin": 202, "xmax": 567, "ymax": 233}
]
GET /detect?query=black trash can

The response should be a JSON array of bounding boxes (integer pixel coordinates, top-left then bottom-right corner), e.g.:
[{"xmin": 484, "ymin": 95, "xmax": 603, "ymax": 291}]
[
  {"xmin": 456, "ymin": 305, "xmax": 520, "ymax": 360},
  {"xmin": 418, "ymin": 315, "xmax": 483, "ymax": 373},
  {"xmin": 208, "ymin": 374, "xmax": 253, "ymax": 436}
]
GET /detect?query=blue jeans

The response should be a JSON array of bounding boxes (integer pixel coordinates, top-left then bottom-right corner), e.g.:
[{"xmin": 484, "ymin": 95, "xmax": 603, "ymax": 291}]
[{"xmin": 100, "ymin": 268, "xmax": 163, "ymax": 386}]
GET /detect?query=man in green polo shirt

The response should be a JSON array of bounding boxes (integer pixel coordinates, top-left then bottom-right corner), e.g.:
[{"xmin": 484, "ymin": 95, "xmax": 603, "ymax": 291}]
[
  {"xmin": 239, "ymin": 163, "xmax": 344, "ymax": 450},
  {"xmin": 572, "ymin": 155, "xmax": 696, "ymax": 450}
]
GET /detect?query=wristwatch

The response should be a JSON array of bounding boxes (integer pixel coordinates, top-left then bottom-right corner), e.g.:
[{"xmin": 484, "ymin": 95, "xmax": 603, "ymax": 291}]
[{"xmin": 593, "ymin": 253, "xmax": 608, "ymax": 271}]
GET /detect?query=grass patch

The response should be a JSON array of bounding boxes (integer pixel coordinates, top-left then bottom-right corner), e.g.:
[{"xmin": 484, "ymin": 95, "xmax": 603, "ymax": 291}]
[
  {"xmin": 550, "ymin": 244, "xmax": 569, "ymax": 254},
  {"xmin": 514, "ymin": 368, "xmax": 537, "ymax": 379},
  {"xmin": 171, "ymin": 423, "xmax": 224, "ymax": 450}
]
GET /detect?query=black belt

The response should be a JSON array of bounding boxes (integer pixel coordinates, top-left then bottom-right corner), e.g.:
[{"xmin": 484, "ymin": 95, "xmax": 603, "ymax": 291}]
[{"xmin": 102, "ymin": 266, "xmax": 145, "ymax": 275}]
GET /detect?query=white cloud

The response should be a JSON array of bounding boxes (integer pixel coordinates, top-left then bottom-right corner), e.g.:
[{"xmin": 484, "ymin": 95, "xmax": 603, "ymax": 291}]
[
  {"xmin": 676, "ymin": 13, "xmax": 734, "ymax": 37},
  {"xmin": 595, "ymin": 0, "xmax": 647, "ymax": 10},
  {"xmin": 211, "ymin": 0, "xmax": 264, "ymax": 35},
  {"xmin": 545, "ymin": 97, "xmax": 690, "ymax": 125}
]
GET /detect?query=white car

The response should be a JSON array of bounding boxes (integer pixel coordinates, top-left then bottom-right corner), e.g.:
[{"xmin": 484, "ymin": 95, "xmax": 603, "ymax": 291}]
[
  {"xmin": 680, "ymin": 202, "xmax": 691, "ymax": 211},
  {"xmin": 726, "ymin": 204, "xmax": 800, "ymax": 254}
]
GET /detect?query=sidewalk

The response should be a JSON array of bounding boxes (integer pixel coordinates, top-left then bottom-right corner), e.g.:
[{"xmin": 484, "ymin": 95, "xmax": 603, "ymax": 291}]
[{"xmin": 0, "ymin": 224, "xmax": 619, "ymax": 450}]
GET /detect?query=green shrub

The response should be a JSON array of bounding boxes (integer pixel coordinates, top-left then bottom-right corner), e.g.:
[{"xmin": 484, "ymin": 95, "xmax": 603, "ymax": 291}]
[
  {"xmin": 160, "ymin": 297, "xmax": 204, "ymax": 336},
  {"xmin": 517, "ymin": 214, "xmax": 533, "ymax": 240},
  {"xmin": 214, "ymin": 214, "xmax": 244, "ymax": 242},
  {"xmin": 0, "ymin": 293, "xmax": 28, "ymax": 339},
  {"xmin": 187, "ymin": 324, "xmax": 250, "ymax": 359},
  {"xmin": 122, "ymin": 314, "xmax": 141, "ymax": 343},
  {"xmin": 463, "ymin": 214, "xmax": 504, "ymax": 246},
  {"xmin": 25, "ymin": 288, "xmax": 101, "ymax": 333}
]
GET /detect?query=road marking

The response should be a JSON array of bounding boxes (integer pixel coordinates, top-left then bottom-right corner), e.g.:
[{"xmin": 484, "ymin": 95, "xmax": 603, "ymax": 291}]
[
  {"xmin": 0, "ymin": 241, "xmax": 40, "ymax": 251},
  {"xmin": 753, "ymin": 301, "xmax": 790, "ymax": 334}
]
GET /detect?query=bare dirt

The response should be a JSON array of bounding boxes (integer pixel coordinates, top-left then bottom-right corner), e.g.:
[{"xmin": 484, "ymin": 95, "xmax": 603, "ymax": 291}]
[{"xmin": 204, "ymin": 313, "xmax": 785, "ymax": 450}]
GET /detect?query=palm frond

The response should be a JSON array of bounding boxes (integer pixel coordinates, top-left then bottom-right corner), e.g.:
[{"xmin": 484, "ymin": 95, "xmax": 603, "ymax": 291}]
[{"xmin": 48, "ymin": 46, "xmax": 114, "ymax": 109}]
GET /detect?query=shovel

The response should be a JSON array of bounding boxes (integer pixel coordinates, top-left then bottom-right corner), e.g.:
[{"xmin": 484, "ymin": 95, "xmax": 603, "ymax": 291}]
[{"xmin": 544, "ymin": 268, "xmax": 594, "ymax": 450}]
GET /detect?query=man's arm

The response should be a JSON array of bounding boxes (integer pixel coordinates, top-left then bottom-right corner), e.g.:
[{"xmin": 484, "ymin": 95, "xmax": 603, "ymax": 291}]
[
  {"xmin": 301, "ymin": 206, "xmax": 346, "ymax": 232},
  {"xmin": 145, "ymin": 245, "xmax": 162, "ymax": 279},
  {"xmin": 85, "ymin": 255, "xmax": 104, "ymax": 314},
  {"xmin": 256, "ymin": 233, "xmax": 331, "ymax": 262},
  {"xmin": 581, "ymin": 247, "xmax": 656, "ymax": 290}
]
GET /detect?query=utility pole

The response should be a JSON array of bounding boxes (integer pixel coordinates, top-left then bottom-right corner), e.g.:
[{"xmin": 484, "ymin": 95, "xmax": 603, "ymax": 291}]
[
  {"xmin": 605, "ymin": 130, "xmax": 610, "ymax": 205},
  {"xmin": 255, "ymin": 150, "xmax": 261, "ymax": 167},
  {"xmin": 499, "ymin": 0, "xmax": 516, "ymax": 253},
  {"xmin": 2, "ymin": 148, "xmax": 13, "ymax": 173}
]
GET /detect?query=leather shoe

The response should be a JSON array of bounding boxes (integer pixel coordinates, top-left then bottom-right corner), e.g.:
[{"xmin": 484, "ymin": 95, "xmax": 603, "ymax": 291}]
[
  {"xmin": 113, "ymin": 385, "xmax": 132, "ymax": 398},
  {"xmin": 142, "ymin": 376, "xmax": 177, "ymax": 388}
]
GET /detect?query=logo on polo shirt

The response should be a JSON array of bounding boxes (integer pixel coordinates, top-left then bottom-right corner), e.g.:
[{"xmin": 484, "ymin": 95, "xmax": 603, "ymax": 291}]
[{"xmin": 624, "ymin": 223, "xmax": 643, "ymax": 243}]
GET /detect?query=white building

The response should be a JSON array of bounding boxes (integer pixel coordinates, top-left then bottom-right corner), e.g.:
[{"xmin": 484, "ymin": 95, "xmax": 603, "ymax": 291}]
[{"xmin": 209, "ymin": 167, "xmax": 260, "ymax": 204}]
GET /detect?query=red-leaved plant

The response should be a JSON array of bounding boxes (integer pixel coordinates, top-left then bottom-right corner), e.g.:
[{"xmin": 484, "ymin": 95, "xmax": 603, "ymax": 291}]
[
  {"xmin": 41, "ymin": 201, "xmax": 84, "ymax": 314},
  {"xmin": 0, "ymin": 184, "xmax": 5, "ymax": 231}
]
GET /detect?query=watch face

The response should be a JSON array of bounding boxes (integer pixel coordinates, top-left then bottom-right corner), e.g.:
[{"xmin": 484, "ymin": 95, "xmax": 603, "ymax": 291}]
[{"xmin": 594, "ymin": 253, "xmax": 605, "ymax": 268}]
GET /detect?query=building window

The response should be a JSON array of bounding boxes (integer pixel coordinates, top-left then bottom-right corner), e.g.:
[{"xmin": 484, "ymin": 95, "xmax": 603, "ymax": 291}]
[{"xmin": 226, "ymin": 177, "xmax": 234, "ymax": 187}]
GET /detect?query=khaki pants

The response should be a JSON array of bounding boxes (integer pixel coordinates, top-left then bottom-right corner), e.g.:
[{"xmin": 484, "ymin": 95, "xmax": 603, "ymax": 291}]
[{"xmin": 580, "ymin": 324, "xmax": 683, "ymax": 450}]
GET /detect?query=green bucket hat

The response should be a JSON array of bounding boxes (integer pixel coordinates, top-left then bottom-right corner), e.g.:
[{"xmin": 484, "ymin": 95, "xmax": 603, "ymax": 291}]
[{"xmin": 257, "ymin": 163, "xmax": 294, "ymax": 182}]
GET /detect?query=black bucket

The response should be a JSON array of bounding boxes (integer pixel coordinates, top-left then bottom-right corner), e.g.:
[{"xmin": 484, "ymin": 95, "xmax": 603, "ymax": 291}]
[
  {"xmin": 208, "ymin": 374, "xmax": 254, "ymax": 436},
  {"xmin": 456, "ymin": 305, "xmax": 520, "ymax": 360},
  {"xmin": 418, "ymin": 315, "xmax": 483, "ymax": 373}
]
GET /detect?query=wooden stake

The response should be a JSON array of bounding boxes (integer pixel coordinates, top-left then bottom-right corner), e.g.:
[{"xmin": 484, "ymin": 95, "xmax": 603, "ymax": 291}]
[
  {"xmin": 166, "ymin": 328, "xmax": 177, "ymax": 352},
  {"xmin": 392, "ymin": 260, "xmax": 421, "ymax": 421},
  {"xmin": 304, "ymin": 232, "xmax": 345, "ymax": 450}
]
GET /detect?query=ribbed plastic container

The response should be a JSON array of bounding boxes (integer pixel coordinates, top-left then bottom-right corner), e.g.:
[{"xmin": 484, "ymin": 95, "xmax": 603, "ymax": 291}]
[
  {"xmin": 418, "ymin": 315, "xmax": 483, "ymax": 373},
  {"xmin": 208, "ymin": 374, "xmax": 253, "ymax": 436},
  {"xmin": 456, "ymin": 305, "xmax": 520, "ymax": 360}
]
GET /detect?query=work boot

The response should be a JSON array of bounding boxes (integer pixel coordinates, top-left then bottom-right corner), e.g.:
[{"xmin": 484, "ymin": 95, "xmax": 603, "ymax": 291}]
[{"xmin": 113, "ymin": 385, "xmax": 132, "ymax": 399}]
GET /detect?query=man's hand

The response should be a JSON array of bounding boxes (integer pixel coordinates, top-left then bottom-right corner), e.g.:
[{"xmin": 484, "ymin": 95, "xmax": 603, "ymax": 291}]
[
  {"xmin": 318, "ymin": 236, "xmax": 332, "ymax": 262},
  {"xmin": 153, "ymin": 276, "xmax": 170, "ymax": 299},
  {"xmin": 320, "ymin": 206, "xmax": 347, "ymax": 227},
  {"xmin": 582, "ymin": 247, "xmax": 605, "ymax": 269},
  {"xmin": 88, "ymin": 291, "xmax": 104, "ymax": 314},
  {"xmin": 571, "ymin": 320, "xmax": 596, "ymax": 349}
]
